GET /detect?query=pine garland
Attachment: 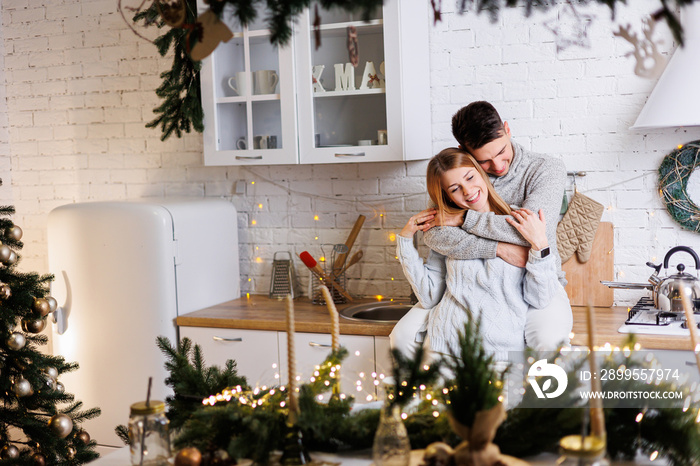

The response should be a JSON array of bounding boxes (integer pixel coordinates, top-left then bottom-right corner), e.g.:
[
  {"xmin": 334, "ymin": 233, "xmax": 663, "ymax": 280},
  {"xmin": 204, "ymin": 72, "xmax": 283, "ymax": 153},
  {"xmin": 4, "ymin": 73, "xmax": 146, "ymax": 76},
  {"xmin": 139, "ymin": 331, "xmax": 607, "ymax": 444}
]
[
  {"xmin": 136, "ymin": 0, "xmax": 693, "ymax": 142},
  {"xmin": 658, "ymin": 140, "xmax": 700, "ymax": 233},
  {"xmin": 496, "ymin": 340, "xmax": 700, "ymax": 466},
  {"xmin": 134, "ymin": 2, "xmax": 203, "ymax": 141}
]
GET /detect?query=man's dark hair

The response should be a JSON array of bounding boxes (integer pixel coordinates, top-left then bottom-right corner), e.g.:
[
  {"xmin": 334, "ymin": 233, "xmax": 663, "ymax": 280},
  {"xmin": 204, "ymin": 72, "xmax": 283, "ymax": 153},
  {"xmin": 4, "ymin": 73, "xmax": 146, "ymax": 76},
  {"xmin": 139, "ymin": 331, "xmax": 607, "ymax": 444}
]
[{"xmin": 451, "ymin": 101, "xmax": 504, "ymax": 151}]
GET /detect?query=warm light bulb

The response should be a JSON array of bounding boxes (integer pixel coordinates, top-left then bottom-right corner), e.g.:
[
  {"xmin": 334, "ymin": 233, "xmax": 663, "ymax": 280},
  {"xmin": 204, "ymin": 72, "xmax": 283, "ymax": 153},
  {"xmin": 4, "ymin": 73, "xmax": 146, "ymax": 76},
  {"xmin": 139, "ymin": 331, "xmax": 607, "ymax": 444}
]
[
  {"xmin": 256, "ymin": 257, "xmax": 262, "ymax": 263},
  {"xmin": 258, "ymin": 204, "xmax": 263, "ymax": 209},
  {"xmin": 314, "ymin": 236, "xmax": 319, "ymax": 240},
  {"xmin": 251, "ymin": 181, "xmax": 255, "ymax": 184},
  {"xmin": 376, "ymin": 295, "xmax": 383, "ymax": 301},
  {"xmin": 314, "ymin": 215, "xmax": 319, "ymax": 221},
  {"xmin": 389, "ymin": 234, "xmax": 396, "ymax": 241},
  {"xmin": 678, "ymin": 144, "xmax": 684, "ymax": 150}
]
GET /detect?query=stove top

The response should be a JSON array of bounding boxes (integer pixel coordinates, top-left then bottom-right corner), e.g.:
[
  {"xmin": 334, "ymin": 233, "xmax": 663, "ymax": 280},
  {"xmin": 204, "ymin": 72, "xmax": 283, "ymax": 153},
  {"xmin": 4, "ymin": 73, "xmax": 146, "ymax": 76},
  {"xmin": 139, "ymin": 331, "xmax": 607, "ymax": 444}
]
[{"xmin": 618, "ymin": 297, "xmax": 700, "ymax": 336}]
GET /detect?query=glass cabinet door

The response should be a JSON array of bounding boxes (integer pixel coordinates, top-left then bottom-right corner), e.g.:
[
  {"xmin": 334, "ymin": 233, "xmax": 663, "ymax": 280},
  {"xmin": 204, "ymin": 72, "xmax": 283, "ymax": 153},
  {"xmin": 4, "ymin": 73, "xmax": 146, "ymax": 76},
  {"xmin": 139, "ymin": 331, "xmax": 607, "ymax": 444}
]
[
  {"xmin": 201, "ymin": 3, "xmax": 297, "ymax": 165},
  {"xmin": 295, "ymin": 0, "xmax": 406, "ymax": 164}
]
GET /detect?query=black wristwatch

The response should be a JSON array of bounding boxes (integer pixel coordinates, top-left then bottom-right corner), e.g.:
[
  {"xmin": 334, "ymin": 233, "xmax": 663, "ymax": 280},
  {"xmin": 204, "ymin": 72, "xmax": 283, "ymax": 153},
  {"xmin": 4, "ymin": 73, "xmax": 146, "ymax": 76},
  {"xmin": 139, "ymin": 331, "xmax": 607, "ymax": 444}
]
[{"xmin": 531, "ymin": 247, "xmax": 550, "ymax": 259}]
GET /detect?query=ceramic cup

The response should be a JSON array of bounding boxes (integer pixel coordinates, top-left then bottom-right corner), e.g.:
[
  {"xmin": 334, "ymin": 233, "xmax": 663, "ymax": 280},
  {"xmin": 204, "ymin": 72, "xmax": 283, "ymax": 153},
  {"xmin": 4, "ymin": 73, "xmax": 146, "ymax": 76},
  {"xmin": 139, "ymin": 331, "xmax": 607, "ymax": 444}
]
[
  {"xmin": 254, "ymin": 70, "xmax": 279, "ymax": 95},
  {"xmin": 358, "ymin": 139, "xmax": 373, "ymax": 146},
  {"xmin": 236, "ymin": 137, "xmax": 247, "ymax": 150},
  {"xmin": 254, "ymin": 135, "xmax": 269, "ymax": 150},
  {"xmin": 377, "ymin": 130, "xmax": 387, "ymax": 145},
  {"xmin": 227, "ymin": 71, "xmax": 250, "ymax": 96}
]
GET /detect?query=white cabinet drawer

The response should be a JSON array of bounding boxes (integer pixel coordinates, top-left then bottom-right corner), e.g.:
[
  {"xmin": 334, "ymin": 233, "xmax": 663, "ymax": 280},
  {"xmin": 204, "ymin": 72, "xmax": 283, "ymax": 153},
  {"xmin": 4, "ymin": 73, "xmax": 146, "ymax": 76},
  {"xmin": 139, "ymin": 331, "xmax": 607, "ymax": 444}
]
[
  {"xmin": 278, "ymin": 333, "xmax": 379, "ymax": 399},
  {"xmin": 179, "ymin": 327, "xmax": 281, "ymax": 387}
]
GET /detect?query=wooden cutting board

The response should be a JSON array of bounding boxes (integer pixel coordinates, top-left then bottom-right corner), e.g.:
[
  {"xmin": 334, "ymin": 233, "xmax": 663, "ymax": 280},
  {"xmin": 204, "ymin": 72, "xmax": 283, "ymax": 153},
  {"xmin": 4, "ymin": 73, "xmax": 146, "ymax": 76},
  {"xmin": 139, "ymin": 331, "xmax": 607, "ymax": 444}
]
[{"xmin": 561, "ymin": 221, "xmax": 614, "ymax": 307}]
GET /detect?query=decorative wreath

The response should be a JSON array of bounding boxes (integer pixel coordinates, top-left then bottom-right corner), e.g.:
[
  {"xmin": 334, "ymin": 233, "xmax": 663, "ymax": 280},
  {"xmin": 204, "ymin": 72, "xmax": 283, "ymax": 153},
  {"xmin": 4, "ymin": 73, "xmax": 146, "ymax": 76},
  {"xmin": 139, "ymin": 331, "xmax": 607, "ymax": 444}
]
[{"xmin": 659, "ymin": 140, "xmax": 700, "ymax": 232}]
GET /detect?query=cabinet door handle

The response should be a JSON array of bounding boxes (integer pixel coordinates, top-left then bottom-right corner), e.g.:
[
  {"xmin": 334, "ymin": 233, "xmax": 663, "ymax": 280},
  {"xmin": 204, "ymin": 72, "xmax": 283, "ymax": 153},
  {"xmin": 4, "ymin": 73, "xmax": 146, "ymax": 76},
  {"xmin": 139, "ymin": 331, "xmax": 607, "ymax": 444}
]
[
  {"xmin": 308, "ymin": 341, "xmax": 332, "ymax": 348},
  {"xmin": 235, "ymin": 155, "xmax": 263, "ymax": 160},
  {"xmin": 334, "ymin": 152, "xmax": 365, "ymax": 157},
  {"xmin": 212, "ymin": 336, "xmax": 243, "ymax": 342}
]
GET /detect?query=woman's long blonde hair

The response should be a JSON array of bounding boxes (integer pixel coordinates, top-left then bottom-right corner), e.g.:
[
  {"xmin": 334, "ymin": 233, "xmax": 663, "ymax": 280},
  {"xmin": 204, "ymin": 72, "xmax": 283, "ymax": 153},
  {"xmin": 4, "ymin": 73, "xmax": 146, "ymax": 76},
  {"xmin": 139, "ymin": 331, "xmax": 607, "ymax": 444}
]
[{"xmin": 426, "ymin": 148, "xmax": 512, "ymax": 219}]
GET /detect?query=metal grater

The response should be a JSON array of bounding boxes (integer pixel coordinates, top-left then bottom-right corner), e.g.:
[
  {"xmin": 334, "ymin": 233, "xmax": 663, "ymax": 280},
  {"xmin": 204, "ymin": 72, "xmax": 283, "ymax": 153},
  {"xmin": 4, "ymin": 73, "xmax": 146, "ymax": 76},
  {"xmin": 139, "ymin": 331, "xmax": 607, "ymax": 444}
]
[{"xmin": 269, "ymin": 251, "xmax": 295, "ymax": 299}]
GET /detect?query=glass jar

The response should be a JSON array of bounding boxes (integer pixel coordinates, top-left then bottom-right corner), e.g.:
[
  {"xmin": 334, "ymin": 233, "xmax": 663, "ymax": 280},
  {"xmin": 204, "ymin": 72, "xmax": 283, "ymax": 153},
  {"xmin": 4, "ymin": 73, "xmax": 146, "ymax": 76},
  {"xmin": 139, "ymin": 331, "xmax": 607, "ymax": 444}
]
[
  {"xmin": 128, "ymin": 401, "xmax": 171, "ymax": 465},
  {"xmin": 556, "ymin": 435, "xmax": 610, "ymax": 466},
  {"xmin": 372, "ymin": 405, "xmax": 411, "ymax": 466}
]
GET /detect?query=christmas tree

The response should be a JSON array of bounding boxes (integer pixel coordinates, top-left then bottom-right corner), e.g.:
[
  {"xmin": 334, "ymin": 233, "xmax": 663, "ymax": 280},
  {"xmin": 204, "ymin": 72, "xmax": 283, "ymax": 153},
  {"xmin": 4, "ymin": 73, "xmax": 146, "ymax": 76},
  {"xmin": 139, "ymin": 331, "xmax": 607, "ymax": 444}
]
[{"xmin": 0, "ymin": 204, "xmax": 100, "ymax": 465}]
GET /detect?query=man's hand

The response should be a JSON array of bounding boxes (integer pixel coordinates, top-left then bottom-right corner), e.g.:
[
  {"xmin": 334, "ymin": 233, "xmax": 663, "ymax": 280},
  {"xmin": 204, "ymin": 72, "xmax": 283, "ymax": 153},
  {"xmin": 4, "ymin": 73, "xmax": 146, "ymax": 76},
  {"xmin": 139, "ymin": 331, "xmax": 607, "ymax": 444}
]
[
  {"xmin": 496, "ymin": 242, "xmax": 529, "ymax": 268},
  {"xmin": 435, "ymin": 209, "xmax": 465, "ymax": 227}
]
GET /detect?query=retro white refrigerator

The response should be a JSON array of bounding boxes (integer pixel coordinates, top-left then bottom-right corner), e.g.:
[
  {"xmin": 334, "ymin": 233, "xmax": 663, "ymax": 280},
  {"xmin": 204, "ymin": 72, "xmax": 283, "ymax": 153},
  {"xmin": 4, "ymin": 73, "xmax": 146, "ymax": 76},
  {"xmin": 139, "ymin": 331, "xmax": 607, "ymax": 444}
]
[{"xmin": 47, "ymin": 198, "xmax": 240, "ymax": 448}]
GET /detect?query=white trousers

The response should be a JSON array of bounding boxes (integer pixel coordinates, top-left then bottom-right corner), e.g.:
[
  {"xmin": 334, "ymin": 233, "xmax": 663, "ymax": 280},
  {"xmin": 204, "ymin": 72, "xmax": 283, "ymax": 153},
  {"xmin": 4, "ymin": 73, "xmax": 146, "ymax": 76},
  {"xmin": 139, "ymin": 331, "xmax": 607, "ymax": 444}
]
[{"xmin": 389, "ymin": 283, "xmax": 573, "ymax": 358}]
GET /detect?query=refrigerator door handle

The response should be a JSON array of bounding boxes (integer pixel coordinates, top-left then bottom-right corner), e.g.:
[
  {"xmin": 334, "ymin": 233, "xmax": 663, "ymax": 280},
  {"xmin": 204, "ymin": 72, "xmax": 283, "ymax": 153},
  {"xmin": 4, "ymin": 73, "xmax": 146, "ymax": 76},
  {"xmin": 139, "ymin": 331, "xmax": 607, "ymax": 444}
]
[{"xmin": 212, "ymin": 336, "xmax": 243, "ymax": 342}]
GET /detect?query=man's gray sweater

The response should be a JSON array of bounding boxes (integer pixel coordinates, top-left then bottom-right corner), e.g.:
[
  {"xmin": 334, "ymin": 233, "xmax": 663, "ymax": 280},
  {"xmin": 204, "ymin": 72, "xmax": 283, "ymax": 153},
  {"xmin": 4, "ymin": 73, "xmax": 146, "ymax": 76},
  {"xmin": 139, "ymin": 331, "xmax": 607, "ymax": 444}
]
[{"xmin": 423, "ymin": 142, "xmax": 567, "ymax": 285}]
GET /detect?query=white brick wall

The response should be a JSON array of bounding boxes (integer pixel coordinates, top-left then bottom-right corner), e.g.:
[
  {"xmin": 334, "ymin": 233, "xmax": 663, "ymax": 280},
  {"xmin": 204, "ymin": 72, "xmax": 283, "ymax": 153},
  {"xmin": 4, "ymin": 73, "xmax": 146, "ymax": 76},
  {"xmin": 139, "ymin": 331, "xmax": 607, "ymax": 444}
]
[{"xmin": 2, "ymin": 0, "xmax": 700, "ymax": 306}]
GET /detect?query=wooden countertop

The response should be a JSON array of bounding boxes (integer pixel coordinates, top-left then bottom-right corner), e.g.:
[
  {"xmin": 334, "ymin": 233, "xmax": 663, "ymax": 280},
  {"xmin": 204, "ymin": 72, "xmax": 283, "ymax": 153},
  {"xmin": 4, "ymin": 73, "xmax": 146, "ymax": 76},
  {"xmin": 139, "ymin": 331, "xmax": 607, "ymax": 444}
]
[
  {"xmin": 176, "ymin": 295, "xmax": 397, "ymax": 337},
  {"xmin": 177, "ymin": 295, "xmax": 696, "ymax": 350}
]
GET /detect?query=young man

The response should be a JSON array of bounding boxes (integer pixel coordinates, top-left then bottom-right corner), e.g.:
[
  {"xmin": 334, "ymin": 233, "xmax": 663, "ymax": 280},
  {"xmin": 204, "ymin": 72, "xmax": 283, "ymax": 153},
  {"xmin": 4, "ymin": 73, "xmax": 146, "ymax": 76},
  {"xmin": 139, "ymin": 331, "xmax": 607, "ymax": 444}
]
[{"xmin": 423, "ymin": 101, "xmax": 572, "ymax": 351}]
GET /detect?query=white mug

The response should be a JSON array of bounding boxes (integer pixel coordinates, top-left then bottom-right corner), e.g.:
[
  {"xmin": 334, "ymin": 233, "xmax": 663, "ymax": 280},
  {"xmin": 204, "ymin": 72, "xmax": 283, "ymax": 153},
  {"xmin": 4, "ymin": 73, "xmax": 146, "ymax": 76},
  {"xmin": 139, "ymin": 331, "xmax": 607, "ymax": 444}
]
[
  {"xmin": 358, "ymin": 139, "xmax": 373, "ymax": 146},
  {"xmin": 227, "ymin": 71, "xmax": 250, "ymax": 96},
  {"xmin": 254, "ymin": 70, "xmax": 279, "ymax": 95},
  {"xmin": 236, "ymin": 137, "xmax": 247, "ymax": 150}
]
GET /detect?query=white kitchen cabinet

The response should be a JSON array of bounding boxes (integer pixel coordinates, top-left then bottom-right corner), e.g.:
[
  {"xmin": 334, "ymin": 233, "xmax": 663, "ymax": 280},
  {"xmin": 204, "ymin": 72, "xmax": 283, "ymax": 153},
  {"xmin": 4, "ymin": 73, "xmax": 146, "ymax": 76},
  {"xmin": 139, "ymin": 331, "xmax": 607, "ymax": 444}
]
[
  {"xmin": 278, "ymin": 332, "xmax": 381, "ymax": 398},
  {"xmin": 199, "ymin": 0, "xmax": 431, "ymax": 165},
  {"xmin": 374, "ymin": 336, "xmax": 393, "ymax": 378},
  {"xmin": 179, "ymin": 327, "xmax": 282, "ymax": 387},
  {"xmin": 199, "ymin": 3, "xmax": 298, "ymax": 166}
]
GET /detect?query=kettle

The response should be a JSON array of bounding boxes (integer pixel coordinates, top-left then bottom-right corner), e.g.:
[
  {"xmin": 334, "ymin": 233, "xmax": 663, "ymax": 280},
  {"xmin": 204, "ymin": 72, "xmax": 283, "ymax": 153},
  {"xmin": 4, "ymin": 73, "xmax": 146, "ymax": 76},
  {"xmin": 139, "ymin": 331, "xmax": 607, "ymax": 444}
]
[{"xmin": 647, "ymin": 246, "xmax": 700, "ymax": 313}]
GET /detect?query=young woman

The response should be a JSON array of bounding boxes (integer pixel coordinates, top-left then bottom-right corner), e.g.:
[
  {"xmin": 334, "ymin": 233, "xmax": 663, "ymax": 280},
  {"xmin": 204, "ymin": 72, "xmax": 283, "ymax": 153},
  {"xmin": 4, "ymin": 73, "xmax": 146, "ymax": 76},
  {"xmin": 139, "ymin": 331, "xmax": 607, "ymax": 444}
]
[{"xmin": 394, "ymin": 148, "xmax": 562, "ymax": 360}]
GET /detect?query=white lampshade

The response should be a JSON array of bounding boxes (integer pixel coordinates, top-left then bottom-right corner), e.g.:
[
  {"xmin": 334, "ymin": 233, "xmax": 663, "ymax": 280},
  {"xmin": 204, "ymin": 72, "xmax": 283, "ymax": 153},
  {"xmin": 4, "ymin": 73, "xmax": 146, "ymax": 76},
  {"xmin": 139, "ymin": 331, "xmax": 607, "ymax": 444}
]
[{"xmin": 631, "ymin": 4, "xmax": 700, "ymax": 130}]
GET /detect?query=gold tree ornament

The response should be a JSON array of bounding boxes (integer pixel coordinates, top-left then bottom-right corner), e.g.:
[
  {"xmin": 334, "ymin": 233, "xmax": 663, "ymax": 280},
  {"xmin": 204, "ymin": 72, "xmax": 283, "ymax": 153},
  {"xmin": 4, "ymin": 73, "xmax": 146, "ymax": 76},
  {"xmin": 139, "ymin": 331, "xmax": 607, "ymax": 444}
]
[
  {"xmin": 33, "ymin": 298, "xmax": 51, "ymax": 317},
  {"xmin": 48, "ymin": 414, "xmax": 74, "ymax": 439}
]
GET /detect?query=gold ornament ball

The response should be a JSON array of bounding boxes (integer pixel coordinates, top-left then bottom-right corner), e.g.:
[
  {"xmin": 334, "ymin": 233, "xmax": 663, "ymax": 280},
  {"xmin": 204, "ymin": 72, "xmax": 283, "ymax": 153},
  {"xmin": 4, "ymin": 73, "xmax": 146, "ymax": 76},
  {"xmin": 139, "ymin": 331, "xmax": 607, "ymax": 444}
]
[
  {"xmin": 31, "ymin": 453, "xmax": 46, "ymax": 466},
  {"xmin": 46, "ymin": 366, "xmax": 58, "ymax": 379},
  {"xmin": 76, "ymin": 430, "xmax": 91, "ymax": 445},
  {"xmin": 66, "ymin": 446, "xmax": 76, "ymax": 460},
  {"xmin": 174, "ymin": 447, "xmax": 202, "ymax": 466},
  {"xmin": 7, "ymin": 331, "xmax": 26, "ymax": 350},
  {"xmin": 6, "ymin": 250, "xmax": 17, "ymax": 265},
  {"xmin": 46, "ymin": 296, "xmax": 58, "ymax": 312},
  {"xmin": 33, "ymin": 298, "xmax": 51, "ymax": 317},
  {"xmin": 48, "ymin": 413, "xmax": 73, "ymax": 438},
  {"xmin": 0, "ymin": 284, "xmax": 11, "ymax": 300},
  {"xmin": 56, "ymin": 381, "xmax": 65, "ymax": 393},
  {"xmin": 6, "ymin": 225, "xmax": 23, "ymax": 241},
  {"xmin": 22, "ymin": 317, "xmax": 47, "ymax": 334},
  {"xmin": 0, "ymin": 244, "xmax": 11, "ymax": 263},
  {"xmin": 12, "ymin": 376, "xmax": 33, "ymax": 397},
  {"xmin": 1, "ymin": 445, "xmax": 20, "ymax": 459}
]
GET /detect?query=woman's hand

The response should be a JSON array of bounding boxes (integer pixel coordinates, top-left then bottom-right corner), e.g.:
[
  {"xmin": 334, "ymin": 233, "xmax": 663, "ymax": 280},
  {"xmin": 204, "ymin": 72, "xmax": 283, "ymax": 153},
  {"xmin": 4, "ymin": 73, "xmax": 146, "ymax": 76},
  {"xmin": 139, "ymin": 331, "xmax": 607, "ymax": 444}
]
[
  {"xmin": 506, "ymin": 208, "xmax": 549, "ymax": 251},
  {"xmin": 399, "ymin": 208, "xmax": 437, "ymax": 238}
]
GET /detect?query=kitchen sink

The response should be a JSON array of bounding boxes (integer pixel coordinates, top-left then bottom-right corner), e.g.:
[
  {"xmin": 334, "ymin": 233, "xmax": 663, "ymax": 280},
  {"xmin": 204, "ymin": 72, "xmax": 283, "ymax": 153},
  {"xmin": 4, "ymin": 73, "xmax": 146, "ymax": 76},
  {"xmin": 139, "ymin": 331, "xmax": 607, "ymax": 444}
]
[{"xmin": 339, "ymin": 302, "xmax": 413, "ymax": 323}]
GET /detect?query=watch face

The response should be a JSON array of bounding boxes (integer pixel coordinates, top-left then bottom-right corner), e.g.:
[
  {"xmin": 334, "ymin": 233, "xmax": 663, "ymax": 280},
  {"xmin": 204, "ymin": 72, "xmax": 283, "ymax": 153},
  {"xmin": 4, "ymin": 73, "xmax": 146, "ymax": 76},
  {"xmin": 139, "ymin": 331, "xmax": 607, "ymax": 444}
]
[{"xmin": 540, "ymin": 247, "xmax": 550, "ymax": 258}]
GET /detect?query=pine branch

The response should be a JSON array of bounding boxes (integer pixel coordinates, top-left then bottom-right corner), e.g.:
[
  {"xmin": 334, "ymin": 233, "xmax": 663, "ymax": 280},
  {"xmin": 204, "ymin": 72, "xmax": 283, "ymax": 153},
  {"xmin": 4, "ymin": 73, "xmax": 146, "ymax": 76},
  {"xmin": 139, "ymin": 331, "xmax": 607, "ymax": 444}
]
[
  {"xmin": 387, "ymin": 344, "xmax": 441, "ymax": 409},
  {"xmin": 440, "ymin": 315, "xmax": 507, "ymax": 427}
]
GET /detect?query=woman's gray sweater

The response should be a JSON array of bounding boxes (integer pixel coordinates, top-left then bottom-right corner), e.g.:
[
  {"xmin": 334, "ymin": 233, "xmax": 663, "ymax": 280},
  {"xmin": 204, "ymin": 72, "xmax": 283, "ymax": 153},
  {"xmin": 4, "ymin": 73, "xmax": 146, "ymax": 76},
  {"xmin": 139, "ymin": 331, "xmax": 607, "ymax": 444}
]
[{"xmin": 396, "ymin": 235, "xmax": 559, "ymax": 361}]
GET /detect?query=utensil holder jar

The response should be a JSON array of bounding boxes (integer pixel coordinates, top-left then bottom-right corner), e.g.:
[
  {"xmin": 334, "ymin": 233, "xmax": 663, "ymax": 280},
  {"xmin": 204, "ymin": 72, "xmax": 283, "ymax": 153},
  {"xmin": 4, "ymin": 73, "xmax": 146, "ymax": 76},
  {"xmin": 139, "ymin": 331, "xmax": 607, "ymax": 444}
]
[{"xmin": 310, "ymin": 262, "xmax": 347, "ymax": 305}]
